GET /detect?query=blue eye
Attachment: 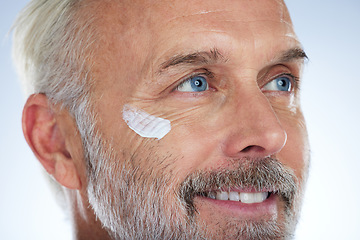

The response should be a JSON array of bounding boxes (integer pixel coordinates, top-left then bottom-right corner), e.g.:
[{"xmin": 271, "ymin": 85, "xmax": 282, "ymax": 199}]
[
  {"xmin": 263, "ymin": 76, "xmax": 292, "ymax": 92},
  {"xmin": 176, "ymin": 76, "xmax": 209, "ymax": 92}
]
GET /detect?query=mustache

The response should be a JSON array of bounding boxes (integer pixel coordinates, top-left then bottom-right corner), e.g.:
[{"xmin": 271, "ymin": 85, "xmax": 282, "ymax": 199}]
[{"xmin": 178, "ymin": 157, "xmax": 298, "ymax": 216}]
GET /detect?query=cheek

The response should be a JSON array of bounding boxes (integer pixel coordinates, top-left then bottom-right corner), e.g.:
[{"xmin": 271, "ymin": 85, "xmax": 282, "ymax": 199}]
[
  {"xmin": 159, "ymin": 106, "xmax": 229, "ymax": 176},
  {"xmin": 271, "ymin": 96, "xmax": 309, "ymax": 179},
  {"xmin": 108, "ymin": 103, "xmax": 215, "ymax": 174},
  {"xmin": 268, "ymin": 93, "xmax": 298, "ymax": 116},
  {"xmin": 279, "ymin": 113, "xmax": 309, "ymax": 181},
  {"xmin": 163, "ymin": 125, "xmax": 217, "ymax": 175}
]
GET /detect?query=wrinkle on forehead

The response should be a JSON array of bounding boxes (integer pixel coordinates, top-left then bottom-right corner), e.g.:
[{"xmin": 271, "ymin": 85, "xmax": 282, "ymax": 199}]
[
  {"xmin": 149, "ymin": 0, "xmax": 296, "ymax": 55},
  {"xmin": 93, "ymin": 0, "xmax": 292, "ymax": 31},
  {"xmin": 162, "ymin": 0, "xmax": 289, "ymax": 23},
  {"xmin": 96, "ymin": 0, "xmax": 291, "ymax": 31},
  {"xmin": 94, "ymin": 0, "xmax": 294, "ymax": 44},
  {"xmin": 90, "ymin": 0, "xmax": 298, "ymax": 93}
]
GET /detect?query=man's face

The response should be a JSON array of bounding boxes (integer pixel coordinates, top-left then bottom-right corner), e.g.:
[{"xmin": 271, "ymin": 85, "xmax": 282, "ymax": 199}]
[{"xmin": 82, "ymin": 0, "xmax": 309, "ymax": 238}]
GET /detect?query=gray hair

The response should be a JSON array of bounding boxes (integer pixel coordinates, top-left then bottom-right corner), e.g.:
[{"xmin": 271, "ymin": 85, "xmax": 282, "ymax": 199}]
[
  {"xmin": 12, "ymin": 0, "xmax": 100, "ymax": 209},
  {"xmin": 12, "ymin": 0, "xmax": 98, "ymax": 114}
]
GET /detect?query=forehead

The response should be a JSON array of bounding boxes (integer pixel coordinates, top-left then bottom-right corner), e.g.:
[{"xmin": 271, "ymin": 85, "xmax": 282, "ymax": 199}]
[
  {"xmin": 153, "ymin": 0, "xmax": 290, "ymax": 27},
  {"xmin": 114, "ymin": 0, "xmax": 291, "ymax": 24},
  {"xmin": 89, "ymin": 0, "xmax": 298, "ymax": 90},
  {"xmin": 105, "ymin": 0, "xmax": 293, "ymax": 41},
  {"xmin": 98, "ymin": 0, "xmax": 293, "ymax": 50}
]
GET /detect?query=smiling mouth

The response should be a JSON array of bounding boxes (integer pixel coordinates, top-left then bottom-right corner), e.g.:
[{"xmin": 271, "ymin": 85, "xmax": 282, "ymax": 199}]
[
  {"xmin": 179, "ymin": 157, "xmax": 297, "ymax": 216},
  {"xmin": 200, "ymin": 191, "xmax": 272, "ymax": 204}
]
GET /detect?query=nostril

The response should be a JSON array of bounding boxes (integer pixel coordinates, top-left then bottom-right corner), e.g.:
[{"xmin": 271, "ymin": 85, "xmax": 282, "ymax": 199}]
[
  {"xmin": 242, "ymin": 146, "xmax": 253, "ymax": 153},
  {"xmin": 241, "ymin": 145, "xmax": 265, "ymax": 153}
]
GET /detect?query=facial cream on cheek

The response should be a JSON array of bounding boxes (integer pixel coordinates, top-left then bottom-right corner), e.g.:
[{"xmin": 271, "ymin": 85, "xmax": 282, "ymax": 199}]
[{"xmin": 122, "ymin": 104, "xmax": 171, "ymax": 140}]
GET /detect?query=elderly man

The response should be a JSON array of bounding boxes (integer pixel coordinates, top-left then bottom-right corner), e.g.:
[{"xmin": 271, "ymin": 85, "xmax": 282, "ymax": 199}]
[{"xmin": 13, "ymin": 0, "xmax": 309, "ymax": 239}]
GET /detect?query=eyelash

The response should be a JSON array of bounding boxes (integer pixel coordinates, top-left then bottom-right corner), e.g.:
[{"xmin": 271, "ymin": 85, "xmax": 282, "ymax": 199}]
[{"xmin": 172, "ymin": 71, "xmax": 300, "ymax": 93}]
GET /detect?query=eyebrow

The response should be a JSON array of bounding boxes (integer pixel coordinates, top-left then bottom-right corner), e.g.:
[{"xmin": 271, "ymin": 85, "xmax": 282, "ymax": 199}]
[
  {"xmin": 275, "ymin": 47, "xmax": 308, "ymax": 64},
  {"xmin": 158, "ymin": 48, "xmax": 227, "ymax": 74},
  {"xmin": 157, "ymin": 47, "xmax": 308, "ymax": 74}
]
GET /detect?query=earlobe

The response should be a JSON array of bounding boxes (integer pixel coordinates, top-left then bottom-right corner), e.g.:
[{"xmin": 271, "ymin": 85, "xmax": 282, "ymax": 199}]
[
  {"xmin": 53, "ymin": 158, "xmax": 81, "ymax": 189},
  {"xmin": 22, "ymin": 94, "xmax": 81, "ymax": 189}
]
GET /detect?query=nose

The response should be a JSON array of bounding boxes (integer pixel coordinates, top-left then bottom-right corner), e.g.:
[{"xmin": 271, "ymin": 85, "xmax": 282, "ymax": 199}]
[{"xmin": 222, "ymin": 89, "xmax": 287, "ymax": 159}]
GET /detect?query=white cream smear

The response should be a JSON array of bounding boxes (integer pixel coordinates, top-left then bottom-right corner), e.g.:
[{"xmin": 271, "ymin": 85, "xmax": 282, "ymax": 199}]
[{"xmin": 122, "ymin": 104, "xmax": 171, "ymax": 140}]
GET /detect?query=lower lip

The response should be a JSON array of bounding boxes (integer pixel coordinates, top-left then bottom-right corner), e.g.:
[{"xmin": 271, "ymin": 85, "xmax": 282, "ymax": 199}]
[{"xmin": 196, "ymin": 193, "xmax": 278, "ymax": 219}]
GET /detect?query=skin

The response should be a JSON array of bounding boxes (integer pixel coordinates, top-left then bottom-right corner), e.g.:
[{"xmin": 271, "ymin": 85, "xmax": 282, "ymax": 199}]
[{"xmin": 22, "ymin": 0, "xmax": 309, "ymax": 239}]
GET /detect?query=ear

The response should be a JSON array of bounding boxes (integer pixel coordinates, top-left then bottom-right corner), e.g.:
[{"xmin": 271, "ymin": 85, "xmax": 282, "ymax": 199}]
[{"xmin": 22, "ymin": 94, "xmax": 81, "ymax": 189}]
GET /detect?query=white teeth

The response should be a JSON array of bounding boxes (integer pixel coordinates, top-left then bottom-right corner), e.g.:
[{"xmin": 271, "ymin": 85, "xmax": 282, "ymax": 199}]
[
  {"xmin": 229, "ymin": 191, "xmax": 240, "ymax": 201},
  {"xmin": 212, "ymin": 191, "xmax": 268, "ymax": 203},
  {"xmin": 256, "ymin": 192, "xmax": 268, "ymax": 202},
  {"xmin": 240, "ymin": 192, "xmax": 268, "ymax": 204},
  {"xmin": 216, "ymin": 191, "xmax": 229, "ymax": 200},
  {"xmin": 208, "ymin": 192, "xmax": 216, "ymax": 199}
]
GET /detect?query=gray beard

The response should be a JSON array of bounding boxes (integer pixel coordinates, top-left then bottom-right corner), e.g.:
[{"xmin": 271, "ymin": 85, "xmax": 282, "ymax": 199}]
[
  {"xmin": 85, "ymin": 137, "xmax": 205, "ymax": 239},
  {"xmin": 78, "ymin": 111, "xmax": 303, "ymax": 240}
]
